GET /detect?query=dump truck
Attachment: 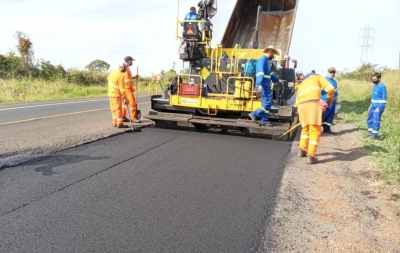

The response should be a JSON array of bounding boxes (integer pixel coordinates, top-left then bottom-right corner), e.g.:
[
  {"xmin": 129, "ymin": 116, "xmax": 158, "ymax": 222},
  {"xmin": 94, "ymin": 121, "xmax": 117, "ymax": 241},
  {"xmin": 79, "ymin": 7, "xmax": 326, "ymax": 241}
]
[{"xmin": 145, "ymin": 0, "xmax": 299, "ymax": 140}]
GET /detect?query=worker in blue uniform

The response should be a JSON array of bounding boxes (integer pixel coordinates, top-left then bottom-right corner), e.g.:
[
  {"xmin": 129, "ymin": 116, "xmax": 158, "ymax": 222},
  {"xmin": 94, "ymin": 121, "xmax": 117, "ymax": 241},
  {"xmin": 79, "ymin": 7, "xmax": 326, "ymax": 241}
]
[
  {"xmin": 305, "ymin": 70, "xmax": 315, "ymax": 78},
  {"xmin": 184, "ymin": 6, "xmax": 199, "ymax": 20},
  {"xmin": 249, "ymin": 45, "xmax": 281, "ymax": 126},
  {"xmin": 321, "ymin": 67, "xmax": 338, "ymax": 134},
  {"xmin": 367, "ymin": 72, "xmax": 387, "ymax": 139}
]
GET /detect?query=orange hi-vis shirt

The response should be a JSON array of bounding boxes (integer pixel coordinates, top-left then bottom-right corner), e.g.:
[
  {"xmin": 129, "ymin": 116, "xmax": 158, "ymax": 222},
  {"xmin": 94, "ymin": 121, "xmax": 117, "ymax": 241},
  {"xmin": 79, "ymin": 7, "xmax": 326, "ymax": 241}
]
[
  {"xmin": 107, "ymin": 69, "xmax": 126, "ymax": 97},
  {"xmin": 296, "ymin": 75, "xmax": 334, "ymax": 105},
  {"xmin": 123, "ymin": 67, "xmax": 134, "ymax": 89}
]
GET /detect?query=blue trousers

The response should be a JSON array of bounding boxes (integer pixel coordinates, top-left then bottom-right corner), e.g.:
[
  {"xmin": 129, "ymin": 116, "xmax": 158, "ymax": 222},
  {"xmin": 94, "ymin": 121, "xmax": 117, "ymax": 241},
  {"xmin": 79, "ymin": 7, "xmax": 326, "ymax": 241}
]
[
  {"xmin": 367, "ymin": 106, "xmax": 385, "ymax": 137},
  {"xmin": 322, "ymin": 102, "xmax": 336, "ymax": 132},
  {"xmin": 251, "ymin": 83, "xmax": 272, "ymax": 124}
]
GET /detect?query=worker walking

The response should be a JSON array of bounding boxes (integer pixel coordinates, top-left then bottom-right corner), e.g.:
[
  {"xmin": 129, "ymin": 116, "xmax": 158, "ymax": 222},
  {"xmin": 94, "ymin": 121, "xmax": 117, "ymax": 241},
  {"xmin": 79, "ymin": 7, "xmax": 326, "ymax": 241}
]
[
  {"xmin": 248, "ymin": 45, "xmax": 281, "ymax": 126},
  {"xmin": 321, "ymin": 67, "xmax": 338, "ymax": 134},
  {"xmin": 122, "ymin": 56, "xmax": 140, "ymax": 123},
  {"xmin": 296, "ymin": 74, "xmax": 334, "ymax": 164},
  {"xmin": 107, "ymin": 63, "xmax": 128, "ymax": 128},
  {"xmin": 367, "ymin": 72, "xmax": 387, "ymax": 139}
]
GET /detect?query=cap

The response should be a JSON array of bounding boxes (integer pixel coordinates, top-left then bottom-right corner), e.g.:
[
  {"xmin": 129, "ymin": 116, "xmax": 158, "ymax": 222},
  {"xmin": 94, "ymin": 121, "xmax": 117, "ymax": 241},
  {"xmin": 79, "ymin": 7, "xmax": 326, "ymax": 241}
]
[
  {"xmin": 328, "ymin": 67, "xmax": 336, "ymax": 73},
  {"xmin": 190, "ymin": 6, "xmax": 196, "ymax": 11},
  {"xmin": 124, "ymin": 56, "xmax": 135, "ymax": 62},
  {"xmin": 263, "ymin": 45, "xmax": 280, "ymax": 55}
]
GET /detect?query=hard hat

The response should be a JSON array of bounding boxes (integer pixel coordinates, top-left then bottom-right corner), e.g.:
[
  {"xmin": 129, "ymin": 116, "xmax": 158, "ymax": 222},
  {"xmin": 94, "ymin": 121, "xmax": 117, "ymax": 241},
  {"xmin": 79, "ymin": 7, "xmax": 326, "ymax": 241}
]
[
  {"xmin": 124, "ymin": 56, "xmax": 135, "ymax": 62},
  {"xmin": 263, "ymin": 45, "xmax": 280, "ymax": 55}
]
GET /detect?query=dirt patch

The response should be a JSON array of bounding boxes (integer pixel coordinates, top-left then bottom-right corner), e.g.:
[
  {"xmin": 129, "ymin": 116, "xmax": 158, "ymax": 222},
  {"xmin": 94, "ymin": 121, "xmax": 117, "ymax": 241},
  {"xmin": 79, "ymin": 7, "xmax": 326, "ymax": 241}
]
[{"xmin": 264, "ymin": 123, "xmax": 400, "ymax": 252}]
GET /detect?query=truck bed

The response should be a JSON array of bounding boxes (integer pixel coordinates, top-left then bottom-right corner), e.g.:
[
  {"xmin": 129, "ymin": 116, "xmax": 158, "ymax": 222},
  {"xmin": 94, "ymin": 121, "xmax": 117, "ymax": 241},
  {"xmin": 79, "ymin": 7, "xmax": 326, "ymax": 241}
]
[{"xmin": 221, "ymin": 0, "xmax": 298, "ymax": 56}]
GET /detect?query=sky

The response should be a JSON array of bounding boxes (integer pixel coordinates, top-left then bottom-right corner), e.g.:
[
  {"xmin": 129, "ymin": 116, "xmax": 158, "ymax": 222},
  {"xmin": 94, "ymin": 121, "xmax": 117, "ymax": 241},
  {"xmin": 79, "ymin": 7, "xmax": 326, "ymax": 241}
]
[{"xmin": 1, "ymin": 0, "xmax": 399, "ymax": 76}]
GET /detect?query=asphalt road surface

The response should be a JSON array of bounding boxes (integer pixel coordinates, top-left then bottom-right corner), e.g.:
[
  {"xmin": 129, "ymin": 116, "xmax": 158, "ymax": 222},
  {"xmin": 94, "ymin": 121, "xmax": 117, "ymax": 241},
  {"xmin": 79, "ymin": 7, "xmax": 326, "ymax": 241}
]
[
  {"xmin": 0, "ymin": 95, "xmax": 150, "ymax": 124},
  {"xmin": 0, "ymin": 125, "xmax": 292, "ymax": 252}
]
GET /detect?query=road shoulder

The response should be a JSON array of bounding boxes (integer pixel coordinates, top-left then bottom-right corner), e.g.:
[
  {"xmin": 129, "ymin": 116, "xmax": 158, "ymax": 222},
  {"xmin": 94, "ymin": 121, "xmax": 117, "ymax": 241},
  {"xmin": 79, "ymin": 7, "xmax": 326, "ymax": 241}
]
[{"xmin": 264, "ymin": 123, "xmax": 400, "ymax": 252}]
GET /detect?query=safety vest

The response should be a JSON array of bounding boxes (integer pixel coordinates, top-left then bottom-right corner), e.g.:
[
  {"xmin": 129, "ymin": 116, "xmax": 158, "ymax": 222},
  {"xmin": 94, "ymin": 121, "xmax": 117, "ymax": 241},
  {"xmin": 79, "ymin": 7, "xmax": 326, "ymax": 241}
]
[
  {"xmin": 123, "ymin": 67, "xmax": 134, "ymax": 89},
  {"xmin": 296, "ymin": 75, "xmax": 334, "ymax": 104},
  {"xmin": 107, "ymin": 70, "xmax": 126, "ymax": 97}
]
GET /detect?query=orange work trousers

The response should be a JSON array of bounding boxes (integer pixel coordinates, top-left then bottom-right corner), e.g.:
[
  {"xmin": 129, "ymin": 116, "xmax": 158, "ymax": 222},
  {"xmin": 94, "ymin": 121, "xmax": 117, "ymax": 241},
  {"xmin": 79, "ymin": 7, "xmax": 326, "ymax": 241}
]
[
  {"xmin": 122, "ymin": 89, "xmax": 137, "ymax": 120},
  {"xmin": 109, "ymin": 97, "xmax": 123, "ymax": 126},
  {"xmin": 299, "ymin": 124, "xmax": 321, "ymax": 158}
]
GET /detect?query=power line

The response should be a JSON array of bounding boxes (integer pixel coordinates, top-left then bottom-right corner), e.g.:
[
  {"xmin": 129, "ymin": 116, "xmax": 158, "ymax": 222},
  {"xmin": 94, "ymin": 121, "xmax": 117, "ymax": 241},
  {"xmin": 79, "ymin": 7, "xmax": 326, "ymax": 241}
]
[{"xmin": 358, "ymin": 24, "xmax": 374, "ymax": 64}]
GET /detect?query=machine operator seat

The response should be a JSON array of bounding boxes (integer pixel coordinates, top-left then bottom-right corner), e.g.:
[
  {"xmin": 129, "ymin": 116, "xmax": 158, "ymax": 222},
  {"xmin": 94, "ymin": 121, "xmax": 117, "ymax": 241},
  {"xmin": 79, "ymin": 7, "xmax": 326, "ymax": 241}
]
[{"xmin": 182, "ymin": 22, "xmax": 201, "ymax": 41}]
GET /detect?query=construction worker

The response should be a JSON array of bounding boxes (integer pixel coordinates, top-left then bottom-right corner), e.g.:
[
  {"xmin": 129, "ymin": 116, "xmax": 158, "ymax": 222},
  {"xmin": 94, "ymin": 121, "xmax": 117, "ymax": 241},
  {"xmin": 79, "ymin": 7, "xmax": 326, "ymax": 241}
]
[
  {"xmin": 296, "ymin": 74, "xmax": 334, "ymax": 164},
  {"xmin": 305, "ymin": 70, "xmax": 315, "ymax": 78},
  {"xmin": 107, "ymin": 63, "xmax": 128, "ymax": 128},
  {"xmin": 248, "ymin": 45, "xmax": 281, "ymax": 126},
  {"xmin": 367, "ymin": 72, "xmax": 387, "ymax": 139},
  {"xmin": 185, "ymin": 6, "xmax": 199, "ymax": 21},
  {"xmin": 122, "ymin": 56, "xmax": 140, "ymax": 123},
  {"xmin": 321, "ymin": 67, "xmax": 338, "ymax": 134}
]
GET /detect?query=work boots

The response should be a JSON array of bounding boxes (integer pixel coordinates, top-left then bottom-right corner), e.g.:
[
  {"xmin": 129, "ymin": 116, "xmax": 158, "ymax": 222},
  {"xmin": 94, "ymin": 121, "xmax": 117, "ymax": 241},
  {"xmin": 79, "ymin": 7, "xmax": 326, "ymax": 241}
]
[
  {"xmin": 248, "ymin": 113, "xmax": 257, "ymax": 123},
  {"xmin": 297, "ymin": 149, "xmax": 307, "ymax": 157},
  {"xmin": 307, "ymin": 156, "xmax": 318, "ymax": 165}
]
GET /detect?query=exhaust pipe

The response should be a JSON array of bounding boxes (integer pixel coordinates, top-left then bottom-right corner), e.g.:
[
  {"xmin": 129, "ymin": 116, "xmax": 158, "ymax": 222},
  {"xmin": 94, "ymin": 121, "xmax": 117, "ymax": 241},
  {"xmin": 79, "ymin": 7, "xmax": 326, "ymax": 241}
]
[{"xmin": 253, "ymin": 5, "xmax": 262, "ymax": 49}]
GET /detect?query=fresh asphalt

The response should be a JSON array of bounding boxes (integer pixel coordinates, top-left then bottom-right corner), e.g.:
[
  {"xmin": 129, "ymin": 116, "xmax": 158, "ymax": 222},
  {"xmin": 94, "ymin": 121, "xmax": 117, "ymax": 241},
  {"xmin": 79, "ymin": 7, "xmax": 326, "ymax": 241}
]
[
  {"xmin": 0, "ymin": 125, "xmax": 292, "ymax": 252},
  {"xmin": 0, "ymin": 95, "xmax": 150, "ymax": 124}
]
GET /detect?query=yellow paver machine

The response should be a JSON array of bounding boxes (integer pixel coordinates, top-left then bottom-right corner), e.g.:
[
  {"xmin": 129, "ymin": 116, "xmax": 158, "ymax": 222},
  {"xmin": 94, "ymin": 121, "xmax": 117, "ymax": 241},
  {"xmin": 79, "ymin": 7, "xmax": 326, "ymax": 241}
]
[{"xmin": 145, "ymin": 0, "xmax": 300, "ymax": 140}]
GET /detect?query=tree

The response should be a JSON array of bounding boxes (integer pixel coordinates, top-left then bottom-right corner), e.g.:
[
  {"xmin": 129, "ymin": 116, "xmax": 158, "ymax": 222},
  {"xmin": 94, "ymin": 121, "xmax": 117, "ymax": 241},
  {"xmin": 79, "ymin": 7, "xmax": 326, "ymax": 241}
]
[
  {"xmin": 85, "ymin": 60, "xmax": 110, "ymax": 72},
  {"xmin": 13, "ymin": 31, "xmax": 34, "ymax": 72}
]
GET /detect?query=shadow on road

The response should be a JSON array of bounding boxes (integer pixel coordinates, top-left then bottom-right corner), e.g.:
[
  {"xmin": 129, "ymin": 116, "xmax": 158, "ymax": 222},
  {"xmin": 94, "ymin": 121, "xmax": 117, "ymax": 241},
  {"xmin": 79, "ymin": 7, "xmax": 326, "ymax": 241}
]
[
  {"xmin": 33, "ymin": 155, "xmax": 110, "ymax": 176},
  {"xmin": 319, "ymin": 144, "xmax": 388, "ymax": 163}
]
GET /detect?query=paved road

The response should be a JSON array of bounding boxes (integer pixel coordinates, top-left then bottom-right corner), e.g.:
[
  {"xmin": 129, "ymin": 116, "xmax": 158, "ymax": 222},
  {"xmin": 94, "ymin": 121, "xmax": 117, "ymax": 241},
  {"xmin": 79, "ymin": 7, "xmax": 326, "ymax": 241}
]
[
  {"xmin": 0, "ymin": 126, "xmax": 292, "ymax": 252},
  {"xmin": 0, "ymin": 95, "xmax": 150, "ymax": 124}
]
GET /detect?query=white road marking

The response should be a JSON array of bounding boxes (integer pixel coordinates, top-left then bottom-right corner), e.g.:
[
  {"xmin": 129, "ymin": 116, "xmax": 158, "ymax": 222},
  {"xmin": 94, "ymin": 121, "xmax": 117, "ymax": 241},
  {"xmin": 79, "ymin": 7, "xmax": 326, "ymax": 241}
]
[{"xmin": 0, "ymin": 95, "xmax": 148, "ymax": 111}]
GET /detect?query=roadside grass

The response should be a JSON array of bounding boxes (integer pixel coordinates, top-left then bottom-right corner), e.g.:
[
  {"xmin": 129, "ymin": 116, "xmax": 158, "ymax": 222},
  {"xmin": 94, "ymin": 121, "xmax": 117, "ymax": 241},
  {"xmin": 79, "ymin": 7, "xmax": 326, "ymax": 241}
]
[
  {"xmin": 0, "ymin": 78, "xmax": 161, "ymax": 104},
  {"xmin": 337, "ymin": 70, "xmax": 400, "ymax": 185}
]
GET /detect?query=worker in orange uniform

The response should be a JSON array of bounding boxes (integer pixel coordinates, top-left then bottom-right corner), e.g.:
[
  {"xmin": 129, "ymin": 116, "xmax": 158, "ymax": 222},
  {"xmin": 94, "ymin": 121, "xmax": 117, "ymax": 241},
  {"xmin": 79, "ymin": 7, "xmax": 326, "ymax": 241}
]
[
  {"xmin": 122, "ymin": 56, "xmax": 140, "ymax": 123},
  {"xmin": 296, "ymin": 74, "xmax": 334, "ymax": 164},
  {"xmin": 107, "ymin": 63, "xmax": 129, "ymax": 128}
]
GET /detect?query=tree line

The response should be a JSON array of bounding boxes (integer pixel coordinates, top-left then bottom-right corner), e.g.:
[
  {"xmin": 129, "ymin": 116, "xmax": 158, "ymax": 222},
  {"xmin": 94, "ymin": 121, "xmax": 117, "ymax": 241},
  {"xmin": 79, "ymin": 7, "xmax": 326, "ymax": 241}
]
[{"xmin": 0, "ymin": 31, "xmax": 114, "ymax": 86}]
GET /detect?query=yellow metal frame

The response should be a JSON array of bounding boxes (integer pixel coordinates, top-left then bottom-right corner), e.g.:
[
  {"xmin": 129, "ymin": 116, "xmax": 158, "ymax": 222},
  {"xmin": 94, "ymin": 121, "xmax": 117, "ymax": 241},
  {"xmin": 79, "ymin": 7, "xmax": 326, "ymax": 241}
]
[
  {"xmin": 176, "ymin": 19, "xmax": 212, "ymax": 57},
  {"xmin": 148, "ymin": 81, "xmax": 159, "ymax": 96}
]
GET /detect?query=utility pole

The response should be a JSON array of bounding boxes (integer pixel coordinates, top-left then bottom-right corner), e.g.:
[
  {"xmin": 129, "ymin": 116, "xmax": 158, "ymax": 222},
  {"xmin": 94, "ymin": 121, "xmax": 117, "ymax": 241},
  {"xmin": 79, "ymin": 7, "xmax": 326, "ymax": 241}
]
[{"xmin": 358, "ymin": 25, "xmax": 374, "ymax": 64}]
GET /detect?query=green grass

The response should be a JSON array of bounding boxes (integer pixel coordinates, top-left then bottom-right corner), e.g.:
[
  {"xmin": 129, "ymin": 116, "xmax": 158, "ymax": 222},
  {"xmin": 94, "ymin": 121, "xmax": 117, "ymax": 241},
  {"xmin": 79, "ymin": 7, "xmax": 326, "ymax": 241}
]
[
  {"xmin": 0, "ymin": 78, "xmax": 162, "ymax": 104},
  {"xmin": 0, "ymin": 78, "xmax": 108, "ymax": 104},
  {"xmin": 337, "ymin": 70, "xmax": 400, "ymax": 185}
]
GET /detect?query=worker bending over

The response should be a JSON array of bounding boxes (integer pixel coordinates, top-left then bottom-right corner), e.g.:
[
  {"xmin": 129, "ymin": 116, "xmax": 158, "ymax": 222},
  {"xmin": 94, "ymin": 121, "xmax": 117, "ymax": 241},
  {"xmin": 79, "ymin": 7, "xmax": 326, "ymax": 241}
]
[
  {"xmin": 321, "ymin": 67, "xmax": 338, "ymax": 134},
  {"xmin": 107, "ymin": 63, "xmax": 128, "ymax": 128},
  {"xmin": 296, "ymin": 74, "xmax": 334, "ymax": 164},
  {"xmin": 122, "ymin": 56, "xmax": 140, "ymax": 123},
  {"xmin": 249, "ymin": 45, "xmax": 281, "ymax": 126}
]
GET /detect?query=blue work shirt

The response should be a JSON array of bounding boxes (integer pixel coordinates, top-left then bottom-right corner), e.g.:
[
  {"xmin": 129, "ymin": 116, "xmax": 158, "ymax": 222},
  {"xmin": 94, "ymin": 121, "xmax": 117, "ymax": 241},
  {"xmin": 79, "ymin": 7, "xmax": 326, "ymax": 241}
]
[
  {"xmin": 371, "ymin": 82, "xmax": 387, "ymax": 109},
  {"xmin": 184, "ymin": 12, "xmax": 199, "ymax": 20},
  {"xmin": 321, "ymin": 76, "xmax": 338, "ymax": 102},
  {"xmin": 255, "ymin": 55, "xmax": 279, "ymax": 89}
]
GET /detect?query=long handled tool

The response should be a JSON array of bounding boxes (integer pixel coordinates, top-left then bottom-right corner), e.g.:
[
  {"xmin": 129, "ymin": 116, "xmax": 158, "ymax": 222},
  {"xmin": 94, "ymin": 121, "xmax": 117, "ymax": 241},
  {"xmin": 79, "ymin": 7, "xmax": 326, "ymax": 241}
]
[
  {"xmin": 126, "ymin": 104, "xmax": 141, "ymax": 132},
  {"xmin": 135, "ymin": 67, "xmax": 141, "ymax": 120},
  {"xmin": 279, "ymin": 122, "xmax": 301, "ymax": 139}
]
